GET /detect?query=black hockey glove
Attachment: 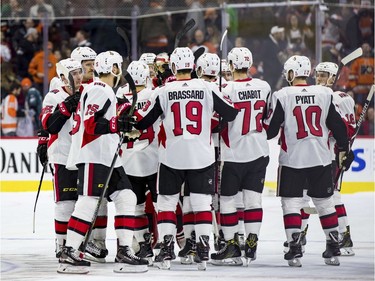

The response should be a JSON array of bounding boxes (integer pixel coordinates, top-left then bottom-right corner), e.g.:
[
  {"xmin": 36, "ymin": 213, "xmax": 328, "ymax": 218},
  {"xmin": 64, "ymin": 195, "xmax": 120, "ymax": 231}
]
[
  {"xmin": 37, "ymin": 129, "xmax": 49, "ymax": 166},
  {"xmin": 118, "ymin": 114, "xmax": 137, "ymax": 133},
  {"xmin": 336, "ymin": 149, "xmax": 355, "ymax": 171},
  {"xmin": 60, "ymin": 92, "xmax": 80, "ymax": 115}
]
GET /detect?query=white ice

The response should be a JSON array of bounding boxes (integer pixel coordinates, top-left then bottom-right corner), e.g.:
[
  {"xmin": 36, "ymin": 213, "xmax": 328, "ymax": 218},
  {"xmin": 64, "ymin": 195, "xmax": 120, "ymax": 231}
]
[{"xmin": 1, "ymin": 189, "xmax": 374, "ymax": 281}]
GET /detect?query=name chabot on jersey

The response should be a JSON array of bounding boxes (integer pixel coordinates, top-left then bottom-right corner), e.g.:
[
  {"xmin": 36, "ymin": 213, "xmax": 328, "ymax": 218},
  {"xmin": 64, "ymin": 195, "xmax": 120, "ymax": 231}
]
[{"xmin": 168, "ymin": 90, "xmax": 204, "ymax": 100}]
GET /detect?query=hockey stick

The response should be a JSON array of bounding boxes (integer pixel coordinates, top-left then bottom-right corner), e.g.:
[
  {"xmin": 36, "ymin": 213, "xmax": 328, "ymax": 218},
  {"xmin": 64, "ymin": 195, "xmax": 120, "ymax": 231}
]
[
  {"xmin": 174, "ymin": 18, "xmax": 196, "ymax": 49},
  {"xmin": 33, "ymin": 164, "xmax": 47, "ymax": 233},
  {"xmin": 332, "ymin": 47, "xmax": 363, "ymax": 89},
  {"xmin": 116, "ymin": 26, "xmax": 131, "ymax": 63},
  {"xmin": 334, "ymin": 84, "xmax": 374, "ymax": 191},
  {"xmin": 80, "ymin": 71, "xmax": 138, "ymax": 252}
]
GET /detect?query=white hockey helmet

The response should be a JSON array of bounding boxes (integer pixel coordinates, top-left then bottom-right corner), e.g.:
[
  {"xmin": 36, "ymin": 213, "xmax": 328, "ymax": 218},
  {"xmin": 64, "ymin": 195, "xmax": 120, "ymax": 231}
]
[
  {"xmin": 56, "ymin": 58, "xmax": 82, "ymax": 83},
  {"xmin": 227, "ymin": 47, "xmax": 253, "ymax": 70},
  {"xmin": 127, "ymin": 60, "xmax": 150, "ymax": 86},
  {"xmin": 315, "ymin": 62, "xmax": 338, "ymax": 76},
  {"xmin": 283, "ymin": 55, "xmax": 311, "ymax": 83},
  {"xmin": 169, "ymin": 47, "xmax": 194, "ymax": 74},
  {"xmin": 196, "ymin": 53, "xmax": 220, "ymax": 78},
  {"xmin": 221, "ymin": 59, "xmax": 230, "ymax": 73},
  {"xmin": 94, "ymin": 51, "xmax": 123, "ymax": 87},
  {"xmin": 139, "ymin": 53, "xmax": 156, "ymax": 65},
  {"xmin": 71, "ymin": 46, "xmax": 97, "ymax": 64}
]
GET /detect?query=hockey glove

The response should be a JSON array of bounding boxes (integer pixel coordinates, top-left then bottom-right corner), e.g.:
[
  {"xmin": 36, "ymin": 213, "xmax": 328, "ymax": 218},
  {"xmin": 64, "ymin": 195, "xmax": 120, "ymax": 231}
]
[
  {"xmin": 336, "ymin": 149, "xmax": 354, "ymax": 171},
  {"xmin": 37, "ymin": 129, "xmax": 49, "ymax": 166},
  {"xmin": 123, "ymin": 129, "xmax": 141, "ymax": 143},
  {"xmin": 108, "ymin": 114, "xmax": 137, "ymax": 133},
  {"xmin": 59, "ymin": 92, "xmax": 80, "ymax": 116}
]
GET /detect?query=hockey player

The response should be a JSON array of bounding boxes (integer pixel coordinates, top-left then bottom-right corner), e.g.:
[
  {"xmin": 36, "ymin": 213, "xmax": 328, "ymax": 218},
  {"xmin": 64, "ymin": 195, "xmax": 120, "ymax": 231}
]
[
  {"xmin": 221, "ymin": 59, "xmax": 233, "ymax": 82},
  {"xmin": 71, "ymin": 46, "xmax": 109, "ymax": 262},
  {"xmin": 177, "ymin": 52, "xmax": 221, "ymax": 265},
  {"xmin": 120, "ymin": 60, "xmax": 159, "ymax": 265},
  {"xmin": 264, "ymin": 55, "xmax": 353, "ymax": 267},
  {"xmin": 316, "ymin": 62, "xmax": 356, "ymax": 255},
  {"xmin": 152, "ymin": 52, "xmax": 175, "ymax": 87},
  {"xmin": 210, "ymin": 47, "xmax": 270, "ymax": 266},
  {"xmin": 58, "ymin": 51, "xmax": 148, "ymax": 274},
  {"xmin": 139, "ymin": 52, "xmax": 157, "ymax": 80},
  {"xmin": 39, "ymin": 58, "xmax": 83, "ymax": 259},
  {"xmin": 134, "ymin": 47, "xmax": 239, "ymax": 270}
]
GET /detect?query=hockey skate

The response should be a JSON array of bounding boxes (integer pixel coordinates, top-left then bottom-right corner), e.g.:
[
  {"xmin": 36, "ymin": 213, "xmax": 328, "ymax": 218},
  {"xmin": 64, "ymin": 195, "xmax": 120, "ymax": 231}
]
[
  {"xmin": 323, "ymin": 231, "xmax": 341, "ymax": 266},
  {"xmin": 195, "ymin": 235, "xmax": 210, "ymax": 271},
  {"xmin": 214, "ymin": 229, "xmax": 226, "ymax": 251},
  {"xmin": 210, "ymin": 237, "xmax": 244, "ymax": 266},
  {"xmin": 244, "ymin": 233, "xmax": 258, "ymax": 264},
  {"xmin": 284, "ymin": 232, "xmax": 303, "ymax": 267},
  {"xmin": 83, "ymin": 239, "xmax": 108, "ymax": 263},
  {"xmin": 178, "ymin": 231, "xmax": 196, "ymax": 265},
  {"xmin": 113, "ymin": 245, "xmax": 148, "ymax": 273},
  {"xmin": 136, "ymin": 233, "xmax": 154, "ymax": 266},
  {"xmin": 154, "ymin": 235, "xmax": 176, "ymax": 270},
  {"xmin": 283, "ymin": 225, "xmax": 308, "ymax": 254},
  {"xmin": 339, "ymin": 226, "xmax": 355, "ymax": 256},
  {"xmin": 238, "ymin": 233, "xmax": 246, "ymax": 252},
  {"xmin": 57, "ymin": 246, "xmax": 91, "ymax": 274}
]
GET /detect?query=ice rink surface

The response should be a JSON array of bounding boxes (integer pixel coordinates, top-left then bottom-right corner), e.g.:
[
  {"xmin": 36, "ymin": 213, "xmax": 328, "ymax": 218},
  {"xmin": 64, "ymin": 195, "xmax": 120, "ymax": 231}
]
[{"xmin": 1, "ymin": 190, "xmax": 374, "ymax": 281}]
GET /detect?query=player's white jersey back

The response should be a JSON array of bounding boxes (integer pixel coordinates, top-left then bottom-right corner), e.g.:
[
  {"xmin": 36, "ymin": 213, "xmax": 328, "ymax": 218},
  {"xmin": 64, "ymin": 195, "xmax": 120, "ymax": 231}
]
[
  {"xmin": 221, "ymin": 78, "xmax": 270, "ymax": 162},
  {"xmin": 265, "ymin": 85, "xmax": 334, "ymax": 168}
]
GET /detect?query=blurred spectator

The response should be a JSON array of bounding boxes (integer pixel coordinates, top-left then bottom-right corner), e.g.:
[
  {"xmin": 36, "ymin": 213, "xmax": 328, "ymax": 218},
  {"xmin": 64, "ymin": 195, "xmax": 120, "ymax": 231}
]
[
  {"xmin": 1, "ymin": 82, "xmax": 23, "ymax": 136},
  {"xmin": 29, "ymin": 0, "xmax": 55, "ymax": 24},
  {"xmin": 261, "ymin": 26, "xmax": 287, "ymax": 91},
  {"xmin": 0, "ymin": 31, "xmax": 12, "ymax": 63},
  {"xmin": 72, "ymin": 29, "xmax": 92, "ymax": 48},
  {"xmin": 321, "ymin": 13, "xmax": 341, "ymax": 62},
  {"xmin": 348, "ymin": 42, "xmax": 374, "ymax": 105},
  {"xmin": 185, "ymin": 0, "xmax": 206, "ymax": 41},
  {"xmin": 21, "ymin": 77, "xmax": 42, "ymax": 133},
  {"xmin": 285, "ymin": 13, "xmax": 313, "ymax": 55},
  {"xmin": 359, "ymin": 107, "xmax": 374, "ymax": 136},
  {"xmin": 204, "ymin": 7, "xmax": 221, "ymax": 31},
  {"xmin": 12, "ymin": 18, "xmax": 36, "ymax": 53},
  {"xmin": 139, "ymin": 0, "xmax": 172, "ymax": 54},
  {"xmin": 1, "ymin": 0, "xmax": 27, "ymax": 34},
  {"xmin": 28, "ymin": 41, "xmax": 57, "ymax": 95},
  {"xmin": 16, "ymin": 27, "xmax": 39, "ymax": 79},
  {"xmin": 189, "ymin": 29, "xmax": 217, "ymax": 54}
]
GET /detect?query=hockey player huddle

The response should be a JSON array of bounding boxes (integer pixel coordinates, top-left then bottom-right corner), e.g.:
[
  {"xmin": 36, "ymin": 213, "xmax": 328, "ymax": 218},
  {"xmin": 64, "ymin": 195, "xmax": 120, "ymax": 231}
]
[{"xmin": 37, "ymin": 43, "xmax": 356, "ymax": 274}]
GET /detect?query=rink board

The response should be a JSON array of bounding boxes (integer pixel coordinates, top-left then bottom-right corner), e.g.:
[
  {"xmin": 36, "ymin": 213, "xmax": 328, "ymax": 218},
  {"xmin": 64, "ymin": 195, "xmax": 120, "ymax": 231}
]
[{"xmin": 1, "ymin": 137, "xmax": 374, "ymax": 193}]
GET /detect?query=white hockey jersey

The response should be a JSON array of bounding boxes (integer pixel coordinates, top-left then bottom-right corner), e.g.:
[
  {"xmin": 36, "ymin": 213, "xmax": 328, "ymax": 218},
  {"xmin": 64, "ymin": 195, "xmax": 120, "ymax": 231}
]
[
  {"xmin": 329, "ymin": 91, "xmax": 356, "ymax": 160},
  {"xmin": 221, "ymin": 78, "xmax": 270, "ymax": 162},
  {"xmin": 40, "ymin": 86, "xmax": 74, "ymax": 165},
  {"xmin": 264, "ymin": 84, "xmax": 348, "ymax": 169},
  {"xmin": 67, "ymin": 81, "xmax": 122, "ymax": 168},
  {"xmin": 121, "ymin": 88, "xmax": 159, "ymax": 177},
  {"xmin": 135, "ymin": 78, "xmax": 238, "ymax": 170}
]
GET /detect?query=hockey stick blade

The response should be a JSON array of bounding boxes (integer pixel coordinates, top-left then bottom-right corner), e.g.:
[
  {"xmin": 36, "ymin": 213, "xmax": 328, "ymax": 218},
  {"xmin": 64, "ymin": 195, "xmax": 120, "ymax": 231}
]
[
  {"xmin": 174, "ymin": 18, "xmax": 196, "ymax": 49},
  {"xmin": 220, "ymin": 29, "xmax": 228, "ymax": 52},
  {"xmin": 123, "ymin": 70, "xmax": 137, "ymax": 116},
  {"xmin": 302, "ymin": 207, "xmax": 318, "ymax": 215},
  {"xmin": 116, "ymin": 26, "xmax": 131, "ymax": 61},
  {"xmin": 194, "ymin": 46, "xmax": 205, "ymax": 62},
  {"xmin": 341, "ymin": 47, "xmax": 363, "ymax": 66}
]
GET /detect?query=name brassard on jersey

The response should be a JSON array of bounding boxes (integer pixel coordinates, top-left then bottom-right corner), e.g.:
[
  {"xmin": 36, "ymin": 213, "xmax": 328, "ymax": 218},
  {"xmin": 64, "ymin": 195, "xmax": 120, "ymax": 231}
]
[{"xmin": 168, "ymin": 90, "xmax": 204, "ymax": 100}]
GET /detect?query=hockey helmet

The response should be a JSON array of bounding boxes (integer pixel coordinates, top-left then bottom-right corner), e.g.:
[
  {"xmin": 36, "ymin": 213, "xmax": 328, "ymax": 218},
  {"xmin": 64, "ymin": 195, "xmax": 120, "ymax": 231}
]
[
  {"xmin": 139, "ymin": 53, "xmax": 156, "ymax": 65},
  {"xmin": 227, "ymin": 47, "xmax": 253, "ymax": 70},
  {"xmin": 283, "ymin": 55, "xmax": 311, "ymax": 83},
  {"xmin": 127, "ymin": 60, "xmax": 150, "ymax": 86},
  {"xmin": 94, "ymin": 51, "xmax": 123, "ymax": 87},
  {"xmin": 169, "ymin": 47, "xmax": 194, "ymax": 75},
  {"xmin": 56, "ymin": 58, "xmax": 82, "ymax": 83},
  {"xmin": 71, "ymin": 47, "xmax": 97, "ymax": 64},
  {"xmin": 196, "ymin": 53, "xmax": 220, "ymax": 78},
  {"xmin": 315, "ymin": 62, "xmax": 338, "ymax": 76}
]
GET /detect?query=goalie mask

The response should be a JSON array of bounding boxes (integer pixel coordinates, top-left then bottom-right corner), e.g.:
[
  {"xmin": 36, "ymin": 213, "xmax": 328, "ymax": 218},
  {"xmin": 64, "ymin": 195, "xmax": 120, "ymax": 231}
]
[
  {"xmin": 283, "ymin": 55, "xmax": 311, "ymax": 83},
  {"xmin": 227, "ymin": 47, "xmax": 253, "ymax": 70},
  {"xmin": 127, "ymin": 60, "xmax": 150, "ymax": 86},
  {"xmin": 94, "ymin": 51, "xmax": 123, "ymax": 87},
  {"xmin": 56, "ymin": 58, "xmax": 82, "ymax": 86},
  {"xmin": 315, "ymin": 62, "xmax": 338, "ymax": 86},
  {"xmin": 71, "ymin": 47, "xmax": 97, "ymax": 63},
  {"xmin": 196, "ymin": 53, "xmax": 220, "ymax": 78},
  {"xmin": 169, "ymin": 47, "xmax": 194, "ymax": 75}
]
